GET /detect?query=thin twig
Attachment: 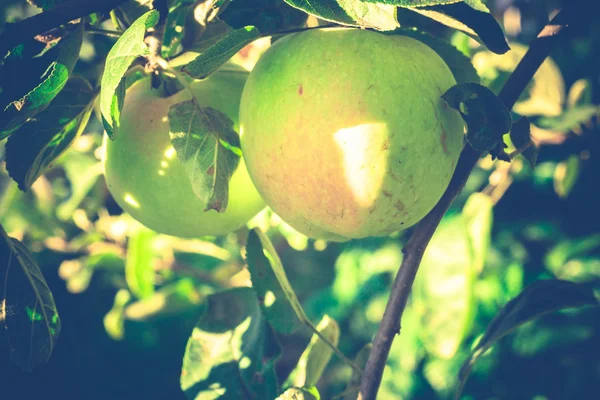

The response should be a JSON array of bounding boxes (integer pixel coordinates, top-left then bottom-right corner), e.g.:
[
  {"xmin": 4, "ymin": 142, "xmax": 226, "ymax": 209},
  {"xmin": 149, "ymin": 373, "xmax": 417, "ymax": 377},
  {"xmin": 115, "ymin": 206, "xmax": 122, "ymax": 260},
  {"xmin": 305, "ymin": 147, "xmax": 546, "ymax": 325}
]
[
  {"xmin": 84, "ymin": 26, "xmax": 122, "ymax": 38},
  {"xmin": 358, "ymin": 7, "xmax": 578, "ymax": 400},
  {"xmin": 0, "ymin": 0, "xmax": 130, "ymax": 56}
]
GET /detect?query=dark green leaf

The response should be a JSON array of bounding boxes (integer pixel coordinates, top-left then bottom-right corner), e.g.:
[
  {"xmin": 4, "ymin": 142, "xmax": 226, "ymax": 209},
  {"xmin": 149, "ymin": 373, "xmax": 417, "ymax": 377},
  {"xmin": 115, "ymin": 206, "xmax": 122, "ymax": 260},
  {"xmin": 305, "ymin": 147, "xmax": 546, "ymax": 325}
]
[
  {"xmin": 389, "ymin": 28, "xmax": 479, "ymax": 84},
  {"xmin": 181, "ymin": 26, "xmax": 260, "ymax": 80},
  {"xmin": 180, "ymin": 287, "xmax": 281, "ymax": 400},
  {"xmin": 26, "ymin": 0, "xmax": 74, "ymax": 10},
  {"xmin": 125, "ymin": 226, "xmax": 156, "ymax": 299},
  {"xmin": 285, "ymin": 315, "xmax": 340, "ymax": 387},
  {"xmin": 409, "ymin": 2, "xmax": 509, "ymax": 54},
  {"xmin": 509, "ymin": 117, "xmax": 538, "ymax": 168},
  {"xmin": 168, "ymin": 99, "xmax": 241, "ymax": 212},
  {"xmin": 220, "ymin": 0, "xmax": 307, "ymax": 33},
  {"xmin": 246, "ymin": 228, "xmax": 303, "ymax": 334},
  {"xmin": 115, "ymin": 0, "xmax": 154, "ymax": 27},
  {"xmin": 277, "ymin": 387, "xmax": 320, "ymax": 400},
  {"xmin": 0, "ymin": 23, "xmax": 84, "ymax": 137},
  {"xmin": 185, "ymin": 20, "xmax": 236, "ymax": 54},
  {"xmin": 5, "ymin": 76, "xmax": 95, "ymax": 191},
  {"xmin": 0, "ymin": 224, "xmax": 61, "ymax": 371},
  {"xmin": 442, "ymin": 82, "xmax": 512, "ymax": 152},
  {"xmin": 283, "ymin": 0, "xmax": 399, "ymax": 30},
  {"xmin": 100, "ymin": 10, "xmax": 159, "ymax": 139},
  {"xmin": 456, "ymin": 279, "xmax": 598, "ymax": 399}
]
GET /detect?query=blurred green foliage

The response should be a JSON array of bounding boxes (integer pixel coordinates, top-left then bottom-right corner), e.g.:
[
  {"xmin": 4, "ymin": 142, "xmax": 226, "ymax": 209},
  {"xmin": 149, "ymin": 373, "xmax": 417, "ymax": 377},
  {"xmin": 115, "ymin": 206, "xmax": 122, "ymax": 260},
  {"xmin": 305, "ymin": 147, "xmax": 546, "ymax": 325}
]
[{"xmin": 1, "ymin": 1, "xmax": 599, "ymax": 400}]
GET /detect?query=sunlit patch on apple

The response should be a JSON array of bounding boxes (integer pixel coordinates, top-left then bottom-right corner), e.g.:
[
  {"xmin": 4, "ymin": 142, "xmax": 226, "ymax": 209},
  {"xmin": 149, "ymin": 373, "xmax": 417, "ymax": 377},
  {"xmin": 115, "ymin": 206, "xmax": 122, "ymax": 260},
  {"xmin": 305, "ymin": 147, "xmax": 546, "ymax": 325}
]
[
  {"xmin": 333, "ymin": 123, "xmax": 389, "ymax": 208},
  {"xmin": 164, "ymin": 146, "xmax": 176, "ymax": 160},
  {"xmin": 124, "ymin": 193, "xmax": 141, "ymax": 209},
  {"xmin": 264, "ymin": 290, "xmax": 276, "ymax": 307},
  {"xmin": 158, "ymin": 170, "xmax": 165, "ymax": 176},
  {"xmin": 161, "ymin": 161, "xmax": 169, "ymax": 168}
]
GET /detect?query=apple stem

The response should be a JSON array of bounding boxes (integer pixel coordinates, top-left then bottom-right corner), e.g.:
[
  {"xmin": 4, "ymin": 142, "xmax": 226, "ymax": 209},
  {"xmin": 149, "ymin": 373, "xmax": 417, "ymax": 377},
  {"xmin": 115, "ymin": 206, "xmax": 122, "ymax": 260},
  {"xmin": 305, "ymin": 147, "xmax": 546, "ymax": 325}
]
[{"xmin": 357, "ymin": 6, "xmax": 581, "ymax": 400}]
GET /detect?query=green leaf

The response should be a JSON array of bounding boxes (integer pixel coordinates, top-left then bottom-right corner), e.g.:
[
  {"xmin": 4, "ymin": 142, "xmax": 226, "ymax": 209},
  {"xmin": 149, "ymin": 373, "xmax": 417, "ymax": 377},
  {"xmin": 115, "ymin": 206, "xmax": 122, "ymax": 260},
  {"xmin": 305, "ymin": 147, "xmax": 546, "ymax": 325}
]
[
  {"xmin": 0, "ymin": 23, "xmax": 84, "ymax": 137},
  {"xmin": 246, "ymin": 228, "xmax": 303, "ymax": 334},
  {"xmin": 535, "ymin": 105, "xmax": 599, "ymax": 133},
  {"xmin": 343, "ymin": 343, "xmax": 372, "ymax": 400},
  {"xmin": 413, "ymin": 214, "xmax": 476, "ymax": 359},
  {"xmin": 285, "ymin": 315, "xmax": 340, "ymax": 388},
  {"xmin": 180, "ymin": 287, "xmax": 281, "ymax": 400},
  {"xmin": 567, "ymin": 78, "xmax": 593, "ymax": 107},
  {"xmin": 284, "ymin": 0, "xmax": 399, "ymax": 31},
  {"xmin": 362, "ymin": 0, "xmax": 488, "ymax": 12},
  {"xmin": 553, "ymin": 155, "xmax": 580, "ymax": 198},
  {"xmin": 103, "ymin": 289, "xmax": 132, "ymax": 341},
  {"xmin": 442, "ymin": 82, "xmax": 512, "ymax": 152},
  {"xmin": 55, "ymin": 152, "xmax": 103, "ymax": 221},
  {"xmin": 100, "ymin": 10, "xmax": 159, "ymax": 139},
  {"xmin": 509, "ymin": 117, "xmax": 538, "ymax": 168},
  {"xmin": 124, "ymin": 279, "xmax": 204, "ymax": 321},
  {"xmin": 168, "ymin": 99, "xmax": 241, "ymax": 212},
  {"xmin": 462, "ymin": 192, "xmax": 493, "ymax": 274},
  {"xmin": 245, "ymin": 230, "xmax": 359, "ymax": 373},
  {"xmin": 405, "ymin": 2, "xmax": 509, "ymax": 54},
  {"xmin": 162, "ymin": 0, "xmax": 197, "ymax": 58},
  {"xmin": 0, "ymin": 224, "xmax": 61, "ymax": 371},
  {"xmin": 125, "ymin": 226, "xmax": 157, "ymax": 299},
  {"xmin": 277, "ymin": 387, "xmax": 320, "ymax": 400},
  {"xmin": 389, "ymin": 28, "xmax": 480, "ymax": 84},
  {"xmin": 545, "ymin": 234, "xmax": 600, "ymax": 273},
  {"xmin": 5, "ymin": 76, "xmax": 95, "ymax": 191},
  {"xmin": 456, "ymin": 279, "xmax": 598, "ymax": 399},
  {"xmin": 473, "ymin": 43, "xmax": 565, "ymax": 117},
  {"xmin": 60, "ymin": 251, "xmax": 125, "ymax": 294},
  {"xmin": 181, "ymin": 26, "xmax": 260, "ymax": 80}
]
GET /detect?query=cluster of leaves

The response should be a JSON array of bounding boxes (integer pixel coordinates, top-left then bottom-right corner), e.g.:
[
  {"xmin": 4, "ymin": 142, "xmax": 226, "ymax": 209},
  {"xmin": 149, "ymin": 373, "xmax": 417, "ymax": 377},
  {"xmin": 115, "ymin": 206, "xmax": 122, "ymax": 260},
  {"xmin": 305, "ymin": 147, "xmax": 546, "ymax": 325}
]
[{"xmin": 1, "ymin": 1, "xmax": 600, "ymax": 399}]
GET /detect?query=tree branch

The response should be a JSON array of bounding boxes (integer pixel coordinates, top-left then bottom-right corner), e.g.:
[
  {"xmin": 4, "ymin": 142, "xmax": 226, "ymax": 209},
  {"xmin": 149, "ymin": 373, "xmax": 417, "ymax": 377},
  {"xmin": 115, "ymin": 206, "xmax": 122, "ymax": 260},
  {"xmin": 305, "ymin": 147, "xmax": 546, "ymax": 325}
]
[
  {"xmin": 0, "ymin": 0, "xmax": 130, "ymax": 56},
  {"xmin": 358, "ymin": 7, "xmax": 578, "ymax": 400}
]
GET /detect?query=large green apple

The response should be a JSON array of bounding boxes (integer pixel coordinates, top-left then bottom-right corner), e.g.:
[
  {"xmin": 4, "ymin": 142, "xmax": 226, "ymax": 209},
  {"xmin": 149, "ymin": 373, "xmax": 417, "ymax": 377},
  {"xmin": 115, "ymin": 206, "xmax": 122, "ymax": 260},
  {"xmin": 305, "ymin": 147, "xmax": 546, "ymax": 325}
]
[
  {"xmin": 103, "ymin": 66, "xmax": 265, "ymax": 238},
  {"xmin": 239, "ymin": 28, "xmax": 465, "ymax": 241}
]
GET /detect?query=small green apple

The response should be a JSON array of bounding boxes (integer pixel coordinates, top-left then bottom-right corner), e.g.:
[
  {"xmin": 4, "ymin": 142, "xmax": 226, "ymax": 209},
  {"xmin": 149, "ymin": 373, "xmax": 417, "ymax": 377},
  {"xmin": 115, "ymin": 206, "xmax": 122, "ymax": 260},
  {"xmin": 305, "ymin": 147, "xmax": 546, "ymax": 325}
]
[
  {"xmin": 239, "ymin": 28, "xmax": 465, "ymax": 241},
  {"xmin": 103, "ymin": 66, "xmax": 265, "ymax": 238}
]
